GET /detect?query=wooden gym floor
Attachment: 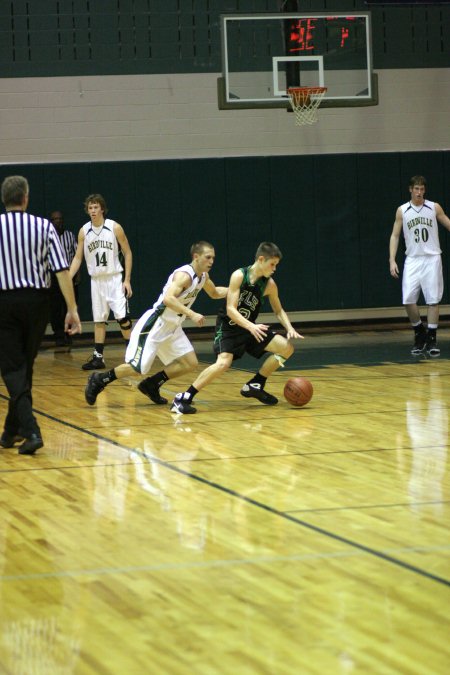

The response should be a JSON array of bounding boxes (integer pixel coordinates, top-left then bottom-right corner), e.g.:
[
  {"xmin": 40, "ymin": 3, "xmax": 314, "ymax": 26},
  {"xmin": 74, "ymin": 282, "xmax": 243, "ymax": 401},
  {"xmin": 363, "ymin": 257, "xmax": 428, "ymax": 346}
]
[{"xmin": 0, "ymin": 329, "xmax": 449, "ymax": 674}]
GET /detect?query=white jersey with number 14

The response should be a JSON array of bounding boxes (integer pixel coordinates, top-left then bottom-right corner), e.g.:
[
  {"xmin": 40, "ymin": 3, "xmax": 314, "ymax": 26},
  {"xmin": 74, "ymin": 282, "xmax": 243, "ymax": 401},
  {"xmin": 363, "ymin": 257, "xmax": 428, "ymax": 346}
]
[{"xmin": 82, "ymin": 218, "xmax": 123, "ymax": 278}]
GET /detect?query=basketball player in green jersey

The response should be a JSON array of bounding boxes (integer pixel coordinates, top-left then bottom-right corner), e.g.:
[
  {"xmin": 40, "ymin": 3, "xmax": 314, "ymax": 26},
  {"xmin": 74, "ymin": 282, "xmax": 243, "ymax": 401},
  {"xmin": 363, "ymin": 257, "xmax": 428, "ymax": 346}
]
[{"xmin": 171, "ymin": 241, "xmax": 303, "ymax": 414}]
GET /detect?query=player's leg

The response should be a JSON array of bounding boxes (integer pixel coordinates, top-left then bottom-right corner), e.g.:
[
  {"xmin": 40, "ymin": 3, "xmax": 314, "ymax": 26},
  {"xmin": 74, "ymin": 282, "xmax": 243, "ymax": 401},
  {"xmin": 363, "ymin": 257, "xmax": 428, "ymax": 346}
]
[
  {"xmin": 170, "ymin": 325, "xmax": 244, "ymax": 413},
  {"xmin": 85, "ymin": 362, "xmax": 135, "ymax": 405},
  {"xmin": 111, "ymin": 274, "xmax": 132, "ymax": 344},
  {"xmin": 425, "ymin": 305, "xmax": 440, "ymax": 356},
  {"xmin": 423, "ymin": 255, "xmax": 443, "ymax": 357},
  {"xmin": 170, "ymin": 353, "xmax": 234, "ymax": 414},
  {"xmin": 241, "ymin": 333, "xmax": 294, "ymax": 405},
  {"xmin": 192, "ymin": 352, "xmax": 233, "ymax": 390},
  {"xmin": 138, "ymin": 351, "xmax": 198, "ymax": 405},
  {"xmin": 403, "ymin": 257, "xmax": 426, "ymax": 355},
  {"xmin": 94, "ymin": 321, "xmax": 106, "ymax": 345},
  {"xmin": 259, "ymin": 335, "xmax": 294, "ymax": 376},
  {"xmin": 118, "ymin": 315, "xmax": 132, "ymax": 341},
  {"xmin": 82, "ymin": 321, "xmax": 107, "ymax": 369},
  {"xmin": 405, "ymin": 303, "xmax": 421, "ymax": 324},
  {"xmin": 85, "ymin": 308, "xmax": 155, "ymax": 405},
  {"xmin": 138, "ymin": 326, "xmax": 199, "ymax": 406},
  {"xmin": 82, "ymin": 278, "xmax": 109, "ymax": 369}
]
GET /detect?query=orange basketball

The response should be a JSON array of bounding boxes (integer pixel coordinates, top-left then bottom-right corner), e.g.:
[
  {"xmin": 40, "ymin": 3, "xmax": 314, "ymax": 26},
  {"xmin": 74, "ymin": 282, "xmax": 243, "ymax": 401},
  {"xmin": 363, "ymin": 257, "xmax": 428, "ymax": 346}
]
[{"xmin": 284, "ymin": 377, "xmax": 313, "ymax": 407}]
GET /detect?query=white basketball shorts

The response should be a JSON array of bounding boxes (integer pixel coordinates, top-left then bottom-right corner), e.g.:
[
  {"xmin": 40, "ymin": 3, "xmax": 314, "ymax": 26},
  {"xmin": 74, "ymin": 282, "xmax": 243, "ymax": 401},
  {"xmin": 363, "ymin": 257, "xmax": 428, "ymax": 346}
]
[
  {"xmin": 91, "ymin": 274, "xmax": 128, "ymax": 322},
  {"xmin": 125, "ymin": 309, "xmax": 193, "ymax": 375},
  {"xmin": 402, "ymin": 254, "xmax": 443, "ymax": 305}
]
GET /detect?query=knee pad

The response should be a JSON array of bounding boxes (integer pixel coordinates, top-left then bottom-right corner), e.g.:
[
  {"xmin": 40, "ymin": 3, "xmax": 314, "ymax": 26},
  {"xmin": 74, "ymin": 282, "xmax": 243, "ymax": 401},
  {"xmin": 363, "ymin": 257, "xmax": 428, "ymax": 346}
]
[
  {"xmin": 118, "ymin": 316, "xmax": 132, "ymax": 331},
  {"xmin": 274, "ymin": 354, "xmax": 287, "ymax": 368}
]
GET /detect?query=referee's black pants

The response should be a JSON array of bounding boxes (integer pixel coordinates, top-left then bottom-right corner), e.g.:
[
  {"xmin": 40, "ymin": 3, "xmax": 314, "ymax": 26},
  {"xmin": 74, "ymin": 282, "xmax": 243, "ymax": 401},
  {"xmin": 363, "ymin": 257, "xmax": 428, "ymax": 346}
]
[
  {"xmin": 0, "ymin": 288, "xmax": 50, "ymax": 439},
  {"xmin": 49, "ymin": 274, "xmax": 78, "ymax": 342}
]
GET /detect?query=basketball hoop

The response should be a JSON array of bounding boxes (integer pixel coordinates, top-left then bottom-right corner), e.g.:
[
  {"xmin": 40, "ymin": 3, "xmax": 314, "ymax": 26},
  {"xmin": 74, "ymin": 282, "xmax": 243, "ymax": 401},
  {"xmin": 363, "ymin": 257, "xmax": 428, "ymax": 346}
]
[{"xmin": 287, "ymin": 87, "xmax": 327, "ymax": 126}]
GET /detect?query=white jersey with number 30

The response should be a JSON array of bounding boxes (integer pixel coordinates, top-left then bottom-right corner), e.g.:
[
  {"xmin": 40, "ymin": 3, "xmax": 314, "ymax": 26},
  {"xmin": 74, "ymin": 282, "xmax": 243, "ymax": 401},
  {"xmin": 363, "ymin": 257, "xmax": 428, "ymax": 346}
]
[
  {"xmin": 83, "ymin": 218, "xmax": 123, "ymax": 278},
  {"xmin": 402, "ymin": 199, "xmax": 441, "ymax": 257}
]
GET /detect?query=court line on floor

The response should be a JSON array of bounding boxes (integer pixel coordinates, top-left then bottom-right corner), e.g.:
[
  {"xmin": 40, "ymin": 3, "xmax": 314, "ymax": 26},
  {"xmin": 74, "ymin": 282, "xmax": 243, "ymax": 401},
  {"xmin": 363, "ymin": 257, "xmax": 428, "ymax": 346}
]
[
  {"xmin": 1, "ymin": 399, "xmax": 449, "ymax": 588},
  {"xmin": 2, "ymin": 543, "xmax": 450, "ymax": 583},
  {"xmin": 289, "ymin": 499, "xmax": 450, "ymax": 514}
]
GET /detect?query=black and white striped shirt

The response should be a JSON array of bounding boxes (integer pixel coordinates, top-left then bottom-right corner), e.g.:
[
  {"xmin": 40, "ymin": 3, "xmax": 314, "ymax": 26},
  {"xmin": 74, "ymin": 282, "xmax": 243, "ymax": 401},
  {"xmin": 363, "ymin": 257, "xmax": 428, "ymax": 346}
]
[
  {"xmin": 58, "ymin": 229, "xmax": 77, "ymax": 267},
  {"xmin": 0, "ymin": 210, "xmax": 69, "ymax": 290}
]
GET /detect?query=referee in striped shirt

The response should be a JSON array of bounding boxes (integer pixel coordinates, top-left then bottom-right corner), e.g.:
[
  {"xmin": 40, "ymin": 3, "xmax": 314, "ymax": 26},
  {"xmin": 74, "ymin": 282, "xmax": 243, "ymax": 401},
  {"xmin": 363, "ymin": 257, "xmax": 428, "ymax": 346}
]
[
  {"xmin": 0, "ymin": 175, "xmax": 82, "ymax": 455},
  {"xmin": 49, "ymin": 210, "xmax": 79, "ymax": 347}
]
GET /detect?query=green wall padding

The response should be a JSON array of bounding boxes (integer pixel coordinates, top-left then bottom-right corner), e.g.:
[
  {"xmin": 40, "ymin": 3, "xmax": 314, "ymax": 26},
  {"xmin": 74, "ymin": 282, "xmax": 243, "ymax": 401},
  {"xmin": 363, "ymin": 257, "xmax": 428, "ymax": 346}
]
[
  {"xmin": 0, "ymin": 1, "xmax": 448, "ymax": 77},
  {"xmin": 1, "ymin": 151, "xmax": 448, "ymax": 322}
]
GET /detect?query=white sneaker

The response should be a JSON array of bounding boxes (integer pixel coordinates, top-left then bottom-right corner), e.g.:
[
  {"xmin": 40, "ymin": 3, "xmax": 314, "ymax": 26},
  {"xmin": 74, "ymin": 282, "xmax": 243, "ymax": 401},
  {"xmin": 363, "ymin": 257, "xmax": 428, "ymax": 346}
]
[{"xmin": 170, "ymin": 393, "xmax": 197, "ymax": 414}]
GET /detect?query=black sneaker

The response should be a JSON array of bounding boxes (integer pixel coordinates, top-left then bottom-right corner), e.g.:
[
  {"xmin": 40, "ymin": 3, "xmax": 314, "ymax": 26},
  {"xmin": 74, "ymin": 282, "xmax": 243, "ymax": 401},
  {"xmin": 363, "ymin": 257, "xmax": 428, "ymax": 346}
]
[
  {"xmin": 18, "ymin": 434, "xmax": 43, "ymax": 455},
  {"xmin": 411, "ymin": 327, "xmax": 427, "ymax": 355},
  {"xmin": 82, "ymin": 354, "xmax": 106, "ymax": 370},
  {"xmin": 170, "ymin": 393, "xmax": 197, "ymax": 414},
  {"xmin": 0, "ymin": 432, "xmax": 23, "ymax": 448},
  {"xmin": 426, "ymin": 335, "xmax": 440, "ymax": 357},
  {"xmin": 85, "ymin": 373, "xmax": 105, "ymax": 405},
  {"xmin": 138, "ymin": 378, "xmax": 168, "ymax": 405},
  {"xmin": 240, "ymin": 383, "xmax": 278, "ymax": 405}
]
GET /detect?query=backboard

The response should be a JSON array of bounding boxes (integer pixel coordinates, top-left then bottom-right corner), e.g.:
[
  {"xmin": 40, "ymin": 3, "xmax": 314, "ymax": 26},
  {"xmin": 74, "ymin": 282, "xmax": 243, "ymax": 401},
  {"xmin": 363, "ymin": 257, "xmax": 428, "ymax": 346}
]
[{"xmin": 218, "ymin": 12, "xmax": 377, "ymax": 110}]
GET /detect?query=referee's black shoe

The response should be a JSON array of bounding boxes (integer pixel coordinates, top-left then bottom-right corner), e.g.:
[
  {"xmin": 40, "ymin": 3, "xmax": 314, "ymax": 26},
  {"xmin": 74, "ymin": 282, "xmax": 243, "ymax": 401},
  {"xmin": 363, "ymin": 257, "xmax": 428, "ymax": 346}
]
[
  {"xmin": 85, "ymin": 373, "xmax": 105, "ymax": 405},
  {"xmin": 82, "ymin": 353, "xmax": 106, "ymax": 370},
  {"xmin": 19, "ymin": 434, "xmax": 43, "ymax": 455},
  {"xmin": 0, "ymin": 432, "xmax": 23, "ymax": 448}
]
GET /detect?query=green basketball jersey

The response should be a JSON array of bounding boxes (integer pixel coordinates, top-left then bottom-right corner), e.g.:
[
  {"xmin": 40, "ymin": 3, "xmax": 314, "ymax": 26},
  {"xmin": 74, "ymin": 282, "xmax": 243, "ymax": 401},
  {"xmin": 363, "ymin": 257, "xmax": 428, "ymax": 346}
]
[{"xmin": 216, "ymin": 266, "xmax": 269, "ymax": 329}]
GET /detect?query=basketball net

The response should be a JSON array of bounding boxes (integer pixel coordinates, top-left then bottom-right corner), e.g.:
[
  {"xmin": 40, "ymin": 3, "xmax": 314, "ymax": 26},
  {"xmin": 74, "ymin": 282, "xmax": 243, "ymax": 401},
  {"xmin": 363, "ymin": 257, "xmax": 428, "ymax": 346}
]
[{"xmin": 287, "ymin": 87, "xmax": 327, "ymax": 126}]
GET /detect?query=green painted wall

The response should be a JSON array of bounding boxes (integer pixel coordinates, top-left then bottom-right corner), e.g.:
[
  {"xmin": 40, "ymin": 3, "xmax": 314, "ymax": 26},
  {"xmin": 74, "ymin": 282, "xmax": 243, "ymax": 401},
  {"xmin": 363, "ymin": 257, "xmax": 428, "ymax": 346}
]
[{"xmin": 1, "ymin": 151, "xmax": 448, "ymax": 321}]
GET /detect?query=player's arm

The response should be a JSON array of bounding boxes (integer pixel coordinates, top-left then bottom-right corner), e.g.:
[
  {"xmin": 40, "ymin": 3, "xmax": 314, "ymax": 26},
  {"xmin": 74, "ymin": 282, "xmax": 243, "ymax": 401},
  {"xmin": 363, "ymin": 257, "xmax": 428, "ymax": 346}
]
[
  {"xmin": 163, "ymin": 271, "xmax": 206, "ymax": 327},
  {"xmin": 114, "ymin": 222, "xmax": 133, "ymax": 298},
  {"xmin": 435, "ymin": 203, "xmax": 450, "ymax": 232},
  {"xmin": 266, "ymin": 279, "xmax": 303, "ymax": 340},
  {"xmin": 226, "ymin": 270, "xmax": 269, "ymax": 342},
  {"xmin": 69, "ymin": 228, "xmax": 85, "ymax": 279},
  {"xmin": 389, "ymin": 207, "xmax": 403, "ymax": 279},
  {"xmin": 203, "ymin": 276, "xmax": 228, "ymax": 300}
]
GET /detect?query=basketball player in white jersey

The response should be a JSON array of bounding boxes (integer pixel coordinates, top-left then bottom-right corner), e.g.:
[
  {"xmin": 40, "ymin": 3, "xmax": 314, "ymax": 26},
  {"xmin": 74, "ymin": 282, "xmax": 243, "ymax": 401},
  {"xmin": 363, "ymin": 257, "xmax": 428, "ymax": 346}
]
[
  {"xmin": 70, "ymin": 194, "xmax": 133, "ymax": 370},
  {"xmin": 84, "ymin": 241, "xmax": 228, "ymax": 406},
  {"xmin": 389, "ymin": 175, "xmax": 450, "ymax": 356}
]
